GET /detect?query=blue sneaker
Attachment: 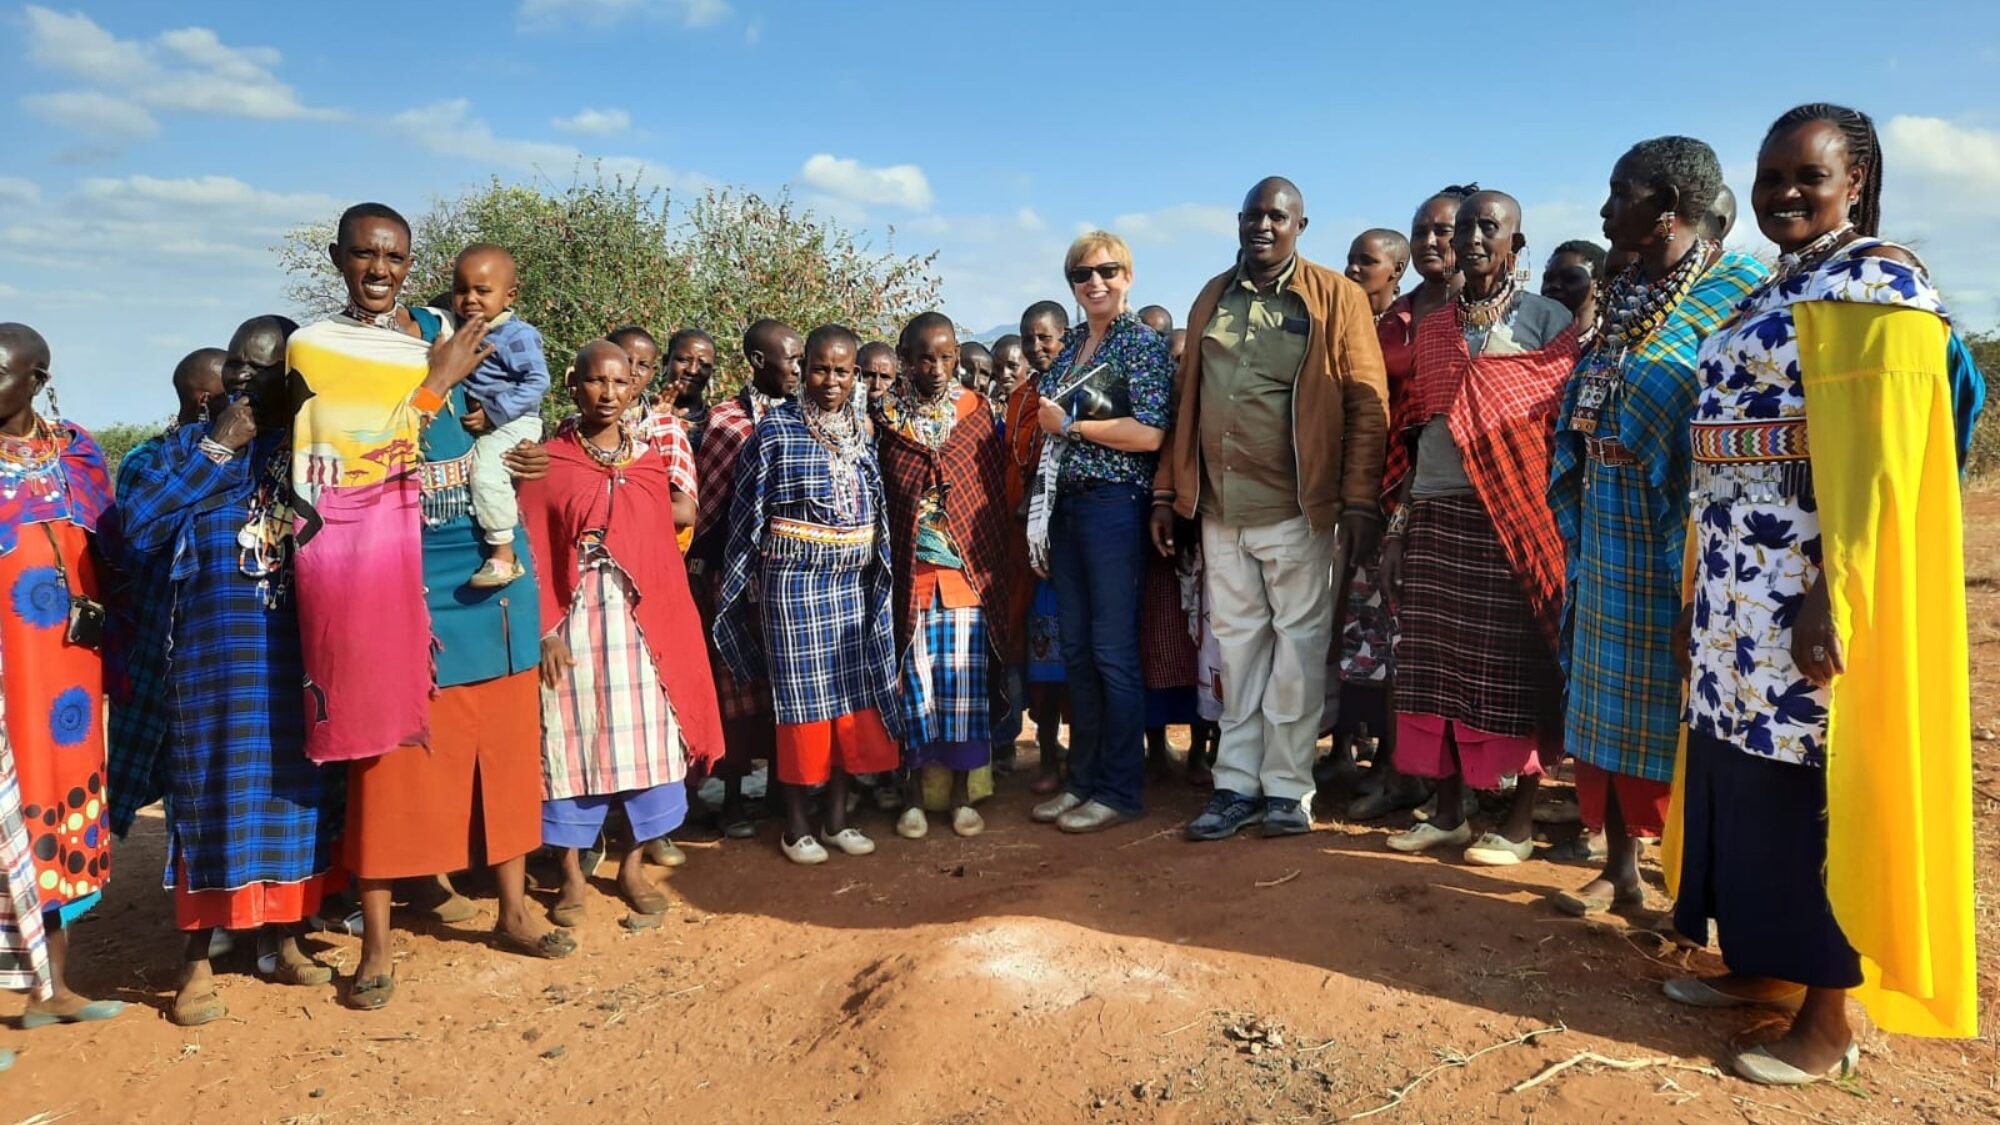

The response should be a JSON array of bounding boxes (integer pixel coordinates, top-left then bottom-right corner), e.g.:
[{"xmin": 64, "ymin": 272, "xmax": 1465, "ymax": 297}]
[
  {"xmin": 1185, "ymin": 790, "xmax": 1265, "ymax": 841},
  {"xmin": 1260, "ymin": 797, "xmax": 1313, "ymax": 837}
]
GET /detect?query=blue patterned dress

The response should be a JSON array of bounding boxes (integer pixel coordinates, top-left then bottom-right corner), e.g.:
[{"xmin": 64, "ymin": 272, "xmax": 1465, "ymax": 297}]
[{"xmin": 1686, "ymin": 239, "xmax": 1948, "ymax": 765}]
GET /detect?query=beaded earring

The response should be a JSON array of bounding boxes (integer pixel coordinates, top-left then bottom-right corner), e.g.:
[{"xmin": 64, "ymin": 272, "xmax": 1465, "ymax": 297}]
[
  {"xmin": 1655, "ymin": 210, "xmax": 1678, "ymax": 244},
  {"xmin": 38, "ymin": 377, "xmax": 60, "ymax": 423}
]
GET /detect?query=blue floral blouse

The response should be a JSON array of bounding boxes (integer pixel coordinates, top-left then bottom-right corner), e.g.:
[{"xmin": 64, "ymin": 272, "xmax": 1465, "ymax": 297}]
[
  {"xmin": 1685, "ymin": 238, "xmax": 1947, "ymax": 766},
  {"xmin": 1037, "ymin": 312, "xmax": 1172, "ymax": 491}
]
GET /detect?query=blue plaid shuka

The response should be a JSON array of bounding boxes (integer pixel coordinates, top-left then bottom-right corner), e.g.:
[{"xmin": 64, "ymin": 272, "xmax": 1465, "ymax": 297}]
[
  {"xmin": 714, "ymin": 403, "xmax": 898, "ymax": 732},
  {"xmin": 898, "ymin": 593, "xmax": 991, "ymax": 749},
  {"xmin": 117, "ymin": 427, "xmax": 341, "ymax": 892},
  {"xmin": 1549, "ymin": 252, "xmax": 1767, "ymax": 782},
  {"xmin": 103, "ymin": 433, "xmax": 175, "ymax": 836}
]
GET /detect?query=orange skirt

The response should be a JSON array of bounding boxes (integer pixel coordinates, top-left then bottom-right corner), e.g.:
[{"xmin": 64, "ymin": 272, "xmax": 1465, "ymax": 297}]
[
  {"xmin": 774, "ymin": 708, "xmax": 898, "ymax": 786},
  {"xmin": 343, "ymin": 671, "xmax": 541, "ymax": 880}
]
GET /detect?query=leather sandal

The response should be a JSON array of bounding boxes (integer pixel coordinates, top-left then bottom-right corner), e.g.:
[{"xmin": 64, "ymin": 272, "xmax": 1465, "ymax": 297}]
[{"xmin": 346, "ymin": 972, "xmax": 397, "ymax": 1011}]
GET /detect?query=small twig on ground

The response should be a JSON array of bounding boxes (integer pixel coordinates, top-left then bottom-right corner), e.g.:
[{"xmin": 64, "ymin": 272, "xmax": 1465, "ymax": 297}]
[
  {"xmin": 1118, "ymin": 826, "xmax": 1181, "ymax": 849},
  {"xmin": 1509, "ymin": 1051, "xmax": 1722, "ymax": 1093},
  {"xmin": 1729, "ymin": 1095, "xmax": 1842, "ymax": 1124},
  {"xmin": 1159, "ymin": 1009, "xmax": 1229, "ymax": 1037},
  {"xmin": 1342, "ymin": 1023, "xmax": 1567, "ymax": 1121},
  {"xmin": 663, "ymin": 984, "xmax": 704, "ymax": 999},
  {"xmin": 1299, "ymin": 1037, "xmax": 1340, "ymax": 1053},
  {"xmin": 1255, "ymin": 869, "xmax": 1302, "ymax": 889}
]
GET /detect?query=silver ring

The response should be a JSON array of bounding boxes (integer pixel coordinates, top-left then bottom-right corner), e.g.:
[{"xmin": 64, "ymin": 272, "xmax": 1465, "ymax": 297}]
[{"xmin": 1810, "ymin": 645, "xmax": 1828, "ymax": 662}]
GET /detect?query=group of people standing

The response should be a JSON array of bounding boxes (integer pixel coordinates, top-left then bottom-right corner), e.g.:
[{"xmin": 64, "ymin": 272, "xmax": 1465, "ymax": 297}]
[{"xmin": 0, "ymin": 100, "xmax": 1980, "ymax": 1085}]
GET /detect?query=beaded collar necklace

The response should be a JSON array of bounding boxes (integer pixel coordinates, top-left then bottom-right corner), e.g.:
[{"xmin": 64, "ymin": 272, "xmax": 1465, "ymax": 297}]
[
  {"xmin": 0, "ymin": 415, "xmax": 62, "ymax": 504},
  {"xmin": 1773, "ymin": 224, "xmax": 1856, "ymax": 285},
  {"xmin": 342, "ymin": 301, "xmax": 401, "ymax": 330},
  {"xmin": 1590, "ymin": 240, "xmax": 1718, "ymax": 356},
  {"xmin": 581, "ymin": 423, "xmax": 636, "ymax": 469},
  {"xmin": 1454, "ymin": 275, "xmax": 1517, "ymax": 329}
]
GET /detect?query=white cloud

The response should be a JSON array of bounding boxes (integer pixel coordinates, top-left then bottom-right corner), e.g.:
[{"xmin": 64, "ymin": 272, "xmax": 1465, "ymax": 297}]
[
  {"xmin": 0, "ymin": 178, "xmax": 42, "ymax": 205},
  {"xmin": 799, "ymin": 154, "xmax": 933, "ymax": 211},
  {"xmin": 519, "ymin": 0, "xmax": 731, "ymax": 29},
  {"xmin": 1016, "ymin": 207, "xmax": 1045, "ymax": 232},
  {"xmin": 1880, "ymin": 115, "xmax": 2000, "ymax": 328},
  {"xmin": 0, "ymin": 282, "xmax": 19, "ymax": 298},
  {"xmin": 551, "ymin": 107, "xmax": 632, "ymax": 137},
  {"xmin": 392, "ymin": 99, "xmax": 675, "ymax": 187},
  {"xmin": 0, "ymin": 175, "xmax": 340, "ymax": 267},
  {"xmin": 21, "ymin": 90, "xmax": 160, "ymax": 141},
  {"xmin": 1109, "ymin": 203, "xmax": 1235, "ymax": 245},
  {"xmin": 20, "ymin": 6, "xmax": 334, "ymax": 127},
  {"xmin": 744, "ymin": 17, "xmax": 764, "ymax": 45}
]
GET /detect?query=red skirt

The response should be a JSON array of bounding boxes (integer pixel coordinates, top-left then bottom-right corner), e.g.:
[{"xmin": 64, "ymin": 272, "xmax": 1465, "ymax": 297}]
[{"xmin": 344, "ymin": 671, "xmax": 542, "ymax": 880}]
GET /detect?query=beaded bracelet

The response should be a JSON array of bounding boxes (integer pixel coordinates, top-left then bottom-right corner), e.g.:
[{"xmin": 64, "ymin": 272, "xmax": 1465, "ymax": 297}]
[{"xmin": 197, "ymin": 438, "xmax": 238, "ymax": 465}]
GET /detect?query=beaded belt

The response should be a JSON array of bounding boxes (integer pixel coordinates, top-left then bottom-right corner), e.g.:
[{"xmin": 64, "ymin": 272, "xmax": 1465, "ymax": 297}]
[
  {"xmin": 1585, "ymin": 438, "xmax": 1637, "ymax": 467},
  {"xmin": 1690, "ymin": 419, "xmax": 1809, "ymax": 464},
  {"xmin": 767, "ymin": 516, "xmax": 873, "ymax": 546},
  {"xmin": 418, "ymin": 452, "xmax": 474, "ymax": 492}
]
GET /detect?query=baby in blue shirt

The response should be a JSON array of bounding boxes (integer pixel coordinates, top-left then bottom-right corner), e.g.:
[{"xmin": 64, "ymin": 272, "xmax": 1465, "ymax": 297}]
[{"xmin": 451, "ymin": 244, "xmax": 550, "ymax": 588}]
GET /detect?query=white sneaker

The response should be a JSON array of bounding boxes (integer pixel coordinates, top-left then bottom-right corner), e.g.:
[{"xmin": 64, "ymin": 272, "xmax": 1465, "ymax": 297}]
[
  {"xmin": 896, "ymin": 807, "xmax": 929, "ymax": 839},
  {"xmin": 1463, "ymin": 832, "xmax": 1534, "ymax": 867},
  {"xmin": 1032, "ymin": 792, "xmax": 1083, "ymax": 823},
  {"xmin": 951, "ymin": 806, "xmax": 985, "ymax": 838},
  {"xmin": 823, "ymin": 827, "xmax": 876, "ymax": 856},
  {"xmin": 780, "ymin": 834, "xmax": 828, "ymax": 865},
  {"xmin": 1386, "ymin": 820, "xmax": 1472, "ymax": 853}
]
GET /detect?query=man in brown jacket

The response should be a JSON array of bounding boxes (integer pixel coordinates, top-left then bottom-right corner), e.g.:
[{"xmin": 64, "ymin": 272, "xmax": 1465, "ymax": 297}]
[{"xmin": 1149, "ymin": 176, "xmax": 1389, "ymax": 840}]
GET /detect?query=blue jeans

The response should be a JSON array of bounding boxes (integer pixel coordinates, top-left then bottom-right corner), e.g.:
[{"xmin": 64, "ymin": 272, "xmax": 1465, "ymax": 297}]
[{"xmin": 1048, "ymin": 483, "xmax": 1148, "ymax": 815}]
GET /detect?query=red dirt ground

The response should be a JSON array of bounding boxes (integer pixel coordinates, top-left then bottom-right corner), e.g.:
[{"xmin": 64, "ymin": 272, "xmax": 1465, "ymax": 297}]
[{"xmin": 4, "ymin": 497, "xmax": 1997, "ymax": 1125}]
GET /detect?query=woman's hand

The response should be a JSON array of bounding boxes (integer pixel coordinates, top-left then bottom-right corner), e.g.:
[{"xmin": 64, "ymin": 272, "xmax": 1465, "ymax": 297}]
[
  {"xmin": 1037, "ymin": 396, "xmax": 1068, "ymax": 436},
  {"xmin": 501, "ymin": 440, "xmax": 549, "ymax": 481},
  {"xmin": 1379, "ymin": 536, "xmax": 1406, "ymax": 606},
  {"xmin": 539, "ymin": 635, "xmax": 574, "ymax": 690},
  {"xmin": 424, "ymin": 314, "xmax": 495, "ymax": 392},
  {"xmin": 1791, "ymin": 578, "xmax": 1845, "ymax": 687}
]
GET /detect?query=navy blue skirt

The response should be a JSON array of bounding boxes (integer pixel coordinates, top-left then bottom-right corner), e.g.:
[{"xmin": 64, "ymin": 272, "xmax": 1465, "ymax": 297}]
[{"xmin": 1671, "ymin": 728, "xmax": 1862, "ymax": 989}]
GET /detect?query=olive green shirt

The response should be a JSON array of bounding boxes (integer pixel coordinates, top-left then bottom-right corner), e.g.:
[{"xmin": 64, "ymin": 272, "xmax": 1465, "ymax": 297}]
[{"xmin": 1196, "ymin": 256, "xmax": 1312, "ymax": 526}]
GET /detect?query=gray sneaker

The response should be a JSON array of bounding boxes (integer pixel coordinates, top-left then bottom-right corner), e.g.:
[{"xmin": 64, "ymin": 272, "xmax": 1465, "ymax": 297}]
[
  {"xmin": 1260, "ymin": 798, "xmax": 1312, "ymax": 837},
  {"xmin": 1185, "ymin": 790, "xmax": 1265, "ymax": 841}
]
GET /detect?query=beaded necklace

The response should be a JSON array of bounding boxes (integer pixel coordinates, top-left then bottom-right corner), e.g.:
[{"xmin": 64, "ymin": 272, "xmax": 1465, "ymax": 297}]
[
  {"xmin": 0, "ymin": 415, "xmax": 63, "ymax": 505},
  {"xmin": 1454, "ymin": 275, "xmax": 1517, "ymax": 330},
  {"xmin": 341, "ymin": 302, "xmax": 401, "ymax": 331},
  {"xmin": 1771, "ymin": 224, "xmax": 1857, "ymax": 286},
  {"xmin": 580, "ymin": 424, "xmax": 637, "ymax": 469},
  {"xmin": 237, "ymin": 439, "xmax": 298, "ymax": 607},
  {"xmin": 904, "ymin": 382, "xmax": 959, "ymax": 452},
  {"xmin": 803, "ymin": 398, "xmax": 870, "ymax": 522},
  {"xmin": 1590, "ymin": 240, "xmax": 1718, "ymax": 357}
]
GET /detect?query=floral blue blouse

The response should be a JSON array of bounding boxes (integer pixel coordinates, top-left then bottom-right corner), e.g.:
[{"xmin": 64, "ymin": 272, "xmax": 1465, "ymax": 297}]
[
  {"xmin": 1037, "ymin": 312, "xmax": 1173, "ymax": 491},
  {"xmin": 1685, "ymin": 238, "xmax": 1947, "ymax": 766}
]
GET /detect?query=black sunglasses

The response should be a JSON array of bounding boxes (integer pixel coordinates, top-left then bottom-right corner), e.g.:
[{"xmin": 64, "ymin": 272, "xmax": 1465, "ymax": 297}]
[{"xmin": 1066, "ymin": 262, "xmax": 1125, "ymax": 285}]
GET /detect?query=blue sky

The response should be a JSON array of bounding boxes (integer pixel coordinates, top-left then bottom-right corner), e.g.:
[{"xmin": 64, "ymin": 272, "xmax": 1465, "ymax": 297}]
[{"xmin": 3, "ymin": 0, "xmax": 1997, "ymax": 428}]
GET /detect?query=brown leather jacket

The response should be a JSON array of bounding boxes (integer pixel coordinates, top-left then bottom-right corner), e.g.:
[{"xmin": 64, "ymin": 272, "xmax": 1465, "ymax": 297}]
[{"xmin": 1153, "ymin": 255, "xmax": 1390, "ymax": 529}]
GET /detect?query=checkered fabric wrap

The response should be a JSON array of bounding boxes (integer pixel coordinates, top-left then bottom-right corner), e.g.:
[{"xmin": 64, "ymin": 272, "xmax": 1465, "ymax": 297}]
[
  {"xmin": 103, "ymin": 433, "xmax": 174, "ymax": 836},
  {"xmin": 875, "ymin": 389, "xmax": 1016, "ymax": 659},
  {"xmin": 1141, "ymin": 550, "xmax": 1198, "ymax": 690},
  {"xmin": 0, "ymin": 652, "xmax": 53, "ymax": 998},
  {"xmin": 898, "ymin": 593, "xmax": 992, "ymax": 748},
  {"xmin": 688, "ymin": 394, "xmax": 775, "ymax": 721},
  {"xmin": 1394, "ymin": 494, "xmax": 1561, "ymax": 737},
  {"xmin": 1550, "ymin": 253, "xmax": 1766, "ymax": 782},
  {"xmin": 540, "ymin": 557, "xmax": 686, "ymax": 801},
  {"xmin": 118, "ymin": 429, "xmax": 341, "ymax": 892},
  {"xmin": 715, "ymin": 404, "xmax": 898, "ymax": 731},
  {"xmin": 120, "ymin": 424, "xmax": 344, "ymax": 888},
  {"xmin": 1412, "ymin": 305, "xmax": 1578, "ymax": 648}
]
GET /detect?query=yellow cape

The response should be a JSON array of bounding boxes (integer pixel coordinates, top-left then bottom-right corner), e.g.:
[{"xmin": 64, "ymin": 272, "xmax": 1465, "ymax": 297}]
[{"xmin": 1662, "ymin": 301, "xmax": 1977, "ymax": 1039}]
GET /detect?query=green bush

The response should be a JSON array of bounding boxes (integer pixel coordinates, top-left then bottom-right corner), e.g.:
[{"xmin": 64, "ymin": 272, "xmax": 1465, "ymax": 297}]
[
  {"xmin": 91, "ymin": 419, "xmax": 169, "ymax": 480},
  {"xmin": 276, "ymin": 171, "xmax": 940, "ymax": 428}
]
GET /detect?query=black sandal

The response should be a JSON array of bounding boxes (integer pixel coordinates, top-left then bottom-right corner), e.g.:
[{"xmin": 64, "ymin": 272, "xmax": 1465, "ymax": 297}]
[
  {"xmin": 347, "ymin": 972, "xmax": 397, "ymax": 1011},
  {"xmin": 498, "ymin": 928, "xmax": 577, "ymax": 960}
]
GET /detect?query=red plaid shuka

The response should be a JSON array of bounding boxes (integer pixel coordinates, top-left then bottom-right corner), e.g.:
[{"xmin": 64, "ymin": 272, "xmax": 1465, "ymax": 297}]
[
  {"xmin": 1410, "ymin": 305, "xmax": 1577, "ymax": 648},
  {"xmin": 875, "ymin": 389, "xmax": 1017, "ymax": 659},
  {"xmin": 1378, "ymin": 296, "xmax": 1420, "ymax": 502},
  {"xmin": 1141, "ymin": 551, "xmax": 1198, "ymax": 690}
]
